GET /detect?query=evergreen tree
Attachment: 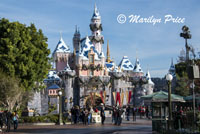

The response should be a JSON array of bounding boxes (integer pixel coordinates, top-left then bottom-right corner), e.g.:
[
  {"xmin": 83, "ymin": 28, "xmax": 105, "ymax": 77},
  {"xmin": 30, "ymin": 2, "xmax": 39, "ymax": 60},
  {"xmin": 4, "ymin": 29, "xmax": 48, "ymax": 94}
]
[{"xmin": 175, "ymin": 59, "xmax": 200, "ymax": 96}]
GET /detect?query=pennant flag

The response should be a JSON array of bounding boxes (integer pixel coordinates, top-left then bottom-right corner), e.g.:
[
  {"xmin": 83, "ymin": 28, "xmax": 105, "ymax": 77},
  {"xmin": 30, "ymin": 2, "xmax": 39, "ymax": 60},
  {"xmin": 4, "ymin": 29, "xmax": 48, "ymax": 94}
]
[
  {"xmin": 116, "ymin": 92, "xmax": 121, "ymax": 106},
  {"xmin": 113, "ymin": 92, "xmax": 116, "ymax": 105},
  {"xmin": 128, "ymin": 91, "xmax": 132, "ymax": 103},
  {"xmin": 126, "ymin": 91, "xmax": 129, "ymax": 105},
  {"xmin": 90, "ymin": 92, "xmax": 94, "ymax": 105},
  {"xmin": 120, "ymin": 92, "xmax": 124, "ymax": 107},
  {"xmin": 104, "ymin": 91, "xmax": 106, "ymax": 103},
  {"xmin": 100, "ymin": 91, "xmax": 104, "ymax": 104}
]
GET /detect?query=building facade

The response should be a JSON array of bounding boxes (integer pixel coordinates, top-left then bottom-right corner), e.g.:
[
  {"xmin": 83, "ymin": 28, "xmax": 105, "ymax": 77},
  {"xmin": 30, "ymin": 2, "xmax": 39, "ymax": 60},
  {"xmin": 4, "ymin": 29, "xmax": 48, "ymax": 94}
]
[{"xmin": 28, "ymin": 5, "xmax": 155, "ymax": 115}]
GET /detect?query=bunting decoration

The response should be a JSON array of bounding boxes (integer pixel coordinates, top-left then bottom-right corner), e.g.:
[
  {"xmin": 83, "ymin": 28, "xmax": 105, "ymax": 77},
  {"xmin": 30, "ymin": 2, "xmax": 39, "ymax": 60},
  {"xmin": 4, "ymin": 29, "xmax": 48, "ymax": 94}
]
[
  {"xmin": 126, "ymin": 91, "xmax": 129, "ymax": 105},
  {"xmin": 100, "ymin": 91, "xmax": 104, "ymax": 104},
  {"xmin": 112, "ymin": 92, "xmax": 116, "ymax": 105},
  {"xmin": 90, "ymin": 92, "xmax": 94, "ymax": 105},
  {"xmin": 116, "ymin": 92, "xmax": 121, "ymax": 106},
  {"xmin": 120, "ymin": 92, "xmax": 124, "ymax": 107},
  {"xmin": 128, "ymin": 91, "xmax": 132, "ymax": 104},
  {"xmin": 104, "ymin": 91, "xmax": 106, "ymax": 103}
]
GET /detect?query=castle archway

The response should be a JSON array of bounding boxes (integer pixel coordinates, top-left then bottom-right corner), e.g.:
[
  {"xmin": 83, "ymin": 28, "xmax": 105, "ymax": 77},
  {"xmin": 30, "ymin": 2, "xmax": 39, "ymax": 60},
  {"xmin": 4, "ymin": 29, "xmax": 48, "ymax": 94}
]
[{"xmin": 85, "ymin": 94, "xmax": 103, "ymax": 108}]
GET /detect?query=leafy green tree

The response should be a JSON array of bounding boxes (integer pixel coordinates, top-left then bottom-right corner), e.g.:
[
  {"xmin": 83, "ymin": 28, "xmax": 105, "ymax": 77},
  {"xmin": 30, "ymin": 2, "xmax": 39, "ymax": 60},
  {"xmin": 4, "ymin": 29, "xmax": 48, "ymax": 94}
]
[
  {"xmin": 0, "ymin": 18, "xmax": 51, "ymax": 90},
  {"xmin": 0, "ymin": 70, "xmax": 23, "ymax": 111}
]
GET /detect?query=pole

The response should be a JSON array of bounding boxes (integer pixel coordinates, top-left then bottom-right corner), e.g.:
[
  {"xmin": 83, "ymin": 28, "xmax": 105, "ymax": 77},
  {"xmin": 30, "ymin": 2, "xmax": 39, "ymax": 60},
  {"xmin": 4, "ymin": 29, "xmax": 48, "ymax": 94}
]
[
  {"xmin": 168, "ymin": 81, "xmax": 172, "ymax": 130},
  {"xmin": 185, "ymin": 38, "xmax": 189, "ymax": 62},
  {"xmin": 192, "ymin": 79, "xmax": 196, "ymax": 124},
  {"xmin": 59, "ymin": 95, "xmax": 63, "ymax": 125}
]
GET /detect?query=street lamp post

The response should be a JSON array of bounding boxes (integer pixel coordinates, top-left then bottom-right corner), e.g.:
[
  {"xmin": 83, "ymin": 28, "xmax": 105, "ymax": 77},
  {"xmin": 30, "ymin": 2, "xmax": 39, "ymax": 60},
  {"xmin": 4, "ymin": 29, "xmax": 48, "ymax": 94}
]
[
  {"xmin": 190, "ymin": 81, "xmax": 196, "ymax": 123},
  {"xmin": 58, "ymin": 90, "xmax": 63, "ymax": 125},
  {"xmin": 180, "ymin": 25, "xmax": 191, "ymax": 62},
  {"xmin": 166, "ymin": 73, "xmax": 173, "ymax": 130}
]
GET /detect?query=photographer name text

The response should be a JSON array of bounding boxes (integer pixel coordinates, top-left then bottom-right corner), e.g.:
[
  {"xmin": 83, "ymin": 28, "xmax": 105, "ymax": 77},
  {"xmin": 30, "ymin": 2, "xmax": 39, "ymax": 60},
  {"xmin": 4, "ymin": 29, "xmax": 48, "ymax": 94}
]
[{"xmin": 117, "ymin": 14, "xmax": 185, "ymax": 25}]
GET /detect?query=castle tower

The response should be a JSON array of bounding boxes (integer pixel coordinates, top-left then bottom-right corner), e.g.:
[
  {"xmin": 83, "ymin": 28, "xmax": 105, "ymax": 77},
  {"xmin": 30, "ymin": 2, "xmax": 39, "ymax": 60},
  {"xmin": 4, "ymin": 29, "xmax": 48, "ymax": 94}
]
[
  {"xmin": 53, "ymin": 36, "xmax": 70, "ymax": 71},
  {"xmin": 144, "ymin": 70, "xmax": 154, "ymax": 95},
  {"xmin": 133, "ymin": 58, "xmax": 144, "ymax": 77},
  {"xmin": 58, "ymin": 62, "xmax": 76, "ymax": 111},
  {"xmin": 73, "ymin": 26, "xmax": 81, "ymax": 54},
  {"xmin": 169, "ymin": 58, "xmax": 176, "ymax": 77},
  {"xmin": 89, "ymin": 4, "xmax": 104, "ymax": 54}
]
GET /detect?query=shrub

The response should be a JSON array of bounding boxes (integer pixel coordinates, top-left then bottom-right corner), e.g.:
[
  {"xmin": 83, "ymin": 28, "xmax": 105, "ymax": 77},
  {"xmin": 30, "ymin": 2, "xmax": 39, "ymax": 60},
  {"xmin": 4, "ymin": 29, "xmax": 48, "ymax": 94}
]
[{"xmin": 19, "ymin": 114, "xmax": 59, "ymax": 123}]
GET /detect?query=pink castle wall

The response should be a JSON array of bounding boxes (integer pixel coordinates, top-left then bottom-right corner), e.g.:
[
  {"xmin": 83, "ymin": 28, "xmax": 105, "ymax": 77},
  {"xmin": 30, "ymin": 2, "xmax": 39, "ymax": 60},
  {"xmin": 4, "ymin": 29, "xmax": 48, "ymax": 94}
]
[{"xmin": 56, "ymin": 61, "xmax": 67, "ymax": 71}]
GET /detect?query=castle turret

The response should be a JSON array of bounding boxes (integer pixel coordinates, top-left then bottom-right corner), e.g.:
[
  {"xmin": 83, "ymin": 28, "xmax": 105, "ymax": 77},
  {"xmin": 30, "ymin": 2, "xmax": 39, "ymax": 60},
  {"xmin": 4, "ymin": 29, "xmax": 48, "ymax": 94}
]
[
  {"xmin": 73, "ymin": 26, "xmax": 81, "ymax": 54},
  {"xmin": 169, "ymin": 58, "xmax": 176, "ymax": 77},
  {"xmin": 133, "ymin": 58, "xmax": 144, "ymax": 77},
  {"xmin": 144, "ymin": 70, "xmax": 154, "ymax": 95},
  {"xmin": 53, "ymin": 36, "xmax": 70, "ymax": 71},
  {"xmin": 118, "ymin": 56, "xmax": 134, "ymax": 71},
  {"xmin": 89, "ymin": 4, "xmax": 104, "ymax": 54}
]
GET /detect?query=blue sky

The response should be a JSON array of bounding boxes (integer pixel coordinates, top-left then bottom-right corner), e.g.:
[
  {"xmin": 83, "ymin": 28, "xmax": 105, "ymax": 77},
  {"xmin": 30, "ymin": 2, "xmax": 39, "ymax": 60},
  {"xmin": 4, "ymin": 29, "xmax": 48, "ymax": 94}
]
[{"xmin": 0, "ymin": 0, "xmax": 200, "ymax": 77}]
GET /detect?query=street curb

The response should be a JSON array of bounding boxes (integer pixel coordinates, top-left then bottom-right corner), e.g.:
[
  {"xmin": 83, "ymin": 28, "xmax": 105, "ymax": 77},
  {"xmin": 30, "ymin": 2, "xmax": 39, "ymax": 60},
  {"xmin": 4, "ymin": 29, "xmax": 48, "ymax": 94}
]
[
  {"xmin": 19, "ymin": 122, "xmax": 73, "ymax": 126},
  {"xmin": 19, "ymin": 123, "xmax": 56, "ymax": 126}
]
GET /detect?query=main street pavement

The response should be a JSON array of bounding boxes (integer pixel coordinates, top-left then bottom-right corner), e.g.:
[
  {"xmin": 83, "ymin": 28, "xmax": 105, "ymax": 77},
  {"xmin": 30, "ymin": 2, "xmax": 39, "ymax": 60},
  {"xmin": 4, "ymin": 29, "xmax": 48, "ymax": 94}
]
[{"xmin": 5, "ymin": 117, "xmax": 153, "ymax": 134}]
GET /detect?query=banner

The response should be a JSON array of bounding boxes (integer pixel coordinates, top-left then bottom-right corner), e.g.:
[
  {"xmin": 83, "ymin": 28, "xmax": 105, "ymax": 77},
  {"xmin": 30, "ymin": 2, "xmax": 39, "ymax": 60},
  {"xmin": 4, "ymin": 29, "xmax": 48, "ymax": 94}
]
[
  {"xmin": 104, "ymin": 91, "xmax": 106, "ymax": 104},
  {"xmin": 126, "ymin": 91, "xmax": 129, "ymax": 105},
  {"xmin": 112, "ymin": 92, "xmax": 116, "ymax": 105},
  {"xmin": 120, "ymin": 92, "xmax": 124, "ymax": 107},
  {"xmin": 90, "ymin": 92, "xmax": 94, "ymax": 105},
  {"xmin": 116, "ymin": 92, "xmax": 120, "ymax": 106},
  {"xmin": 128, "ymin": 91, "xmax": 132, "ymax": 104},
  {"xmin": 100, "ymin": 91, "xmax": 104, "ymax": 104}
]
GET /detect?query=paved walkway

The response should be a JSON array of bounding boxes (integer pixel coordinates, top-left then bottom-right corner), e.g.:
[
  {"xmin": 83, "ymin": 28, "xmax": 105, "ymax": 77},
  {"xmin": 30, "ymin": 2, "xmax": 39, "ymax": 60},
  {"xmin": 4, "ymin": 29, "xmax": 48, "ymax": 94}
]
[{"xmin": 1, "ymin": 116, "xmax": 152, "ymax": 134}]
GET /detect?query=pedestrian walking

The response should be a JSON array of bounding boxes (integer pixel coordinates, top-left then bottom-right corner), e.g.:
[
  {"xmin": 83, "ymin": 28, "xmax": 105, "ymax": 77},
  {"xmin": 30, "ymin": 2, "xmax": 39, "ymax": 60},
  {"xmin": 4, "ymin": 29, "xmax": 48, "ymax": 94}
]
[
  {"xmin": 117, "ymin": 107, "xmax": 124, "ymax": 126},
  {"xmin": 112, "ymin": 106, "xmax": 116, "ymax": 123},
  {"xmin": 80, "ymin": 109, "xmax": 84, "ymax": 124},
  {"xmin": 100, "ymin": 105, "xmax": 105, "ymax": 125},
  {"xmin": 145, "ymin": 106, "xmax": 149, "ymax": 119},
  {"xmin": 125, "ymin": 105, "xmax": 130, "ymax": 121},
  {"xmin": 6, "ymin": 111, "xmax": 12, "ymax": 132},
  {"xmin": 88, "ymin": 108, "xmax": 92, "ymax": 125},
  {"xmin": 71, "ymin": 106, "xmax": 75, "ymax": 124},
  {"xmin": 13, "ymin": 111, "xmax": 19, "ymax": 130},
  {"xmin": 133, "ymin": 107, "xmax": 136, "ymax": 121},
  {"xmin": 74, "ymin": 106, "xmax": 80, "ymax": 124},
  {"xmin": 0, "ymin": 112, "xmax": 3, "ymax": 133},
  {"xmin": 83, "ymin": 108, "xmax": 88, "ymax": 125},
  {"xmin": 0, "ymin": 112, "xmax": 3, "ymax": 129}
]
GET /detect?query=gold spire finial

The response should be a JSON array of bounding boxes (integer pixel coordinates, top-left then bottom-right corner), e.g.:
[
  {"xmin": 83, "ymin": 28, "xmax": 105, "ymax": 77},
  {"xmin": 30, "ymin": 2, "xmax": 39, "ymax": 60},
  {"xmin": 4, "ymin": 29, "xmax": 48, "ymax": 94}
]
[{"xmin": 106, "ymin": 40, "xmax": 111, "ymax": 63}]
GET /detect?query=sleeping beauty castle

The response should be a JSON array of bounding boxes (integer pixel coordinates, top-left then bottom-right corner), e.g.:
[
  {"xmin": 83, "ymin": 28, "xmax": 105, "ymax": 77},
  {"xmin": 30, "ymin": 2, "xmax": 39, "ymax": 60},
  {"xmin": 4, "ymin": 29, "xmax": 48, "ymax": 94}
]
[{"xmin": 28, "ymin": 4, "xmax": 155, "ymax": 115}]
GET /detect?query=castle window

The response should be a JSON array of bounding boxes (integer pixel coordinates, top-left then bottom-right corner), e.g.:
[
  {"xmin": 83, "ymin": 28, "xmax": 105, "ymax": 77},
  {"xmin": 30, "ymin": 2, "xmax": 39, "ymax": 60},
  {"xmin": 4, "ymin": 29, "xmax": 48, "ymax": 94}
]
[
  {"xmin": 90, "ymin": 70, "xmax": 94, "ymax": 76},
  {"xmin": 89, "ymin": 54, "xmax": 94, "ymax": 64}
]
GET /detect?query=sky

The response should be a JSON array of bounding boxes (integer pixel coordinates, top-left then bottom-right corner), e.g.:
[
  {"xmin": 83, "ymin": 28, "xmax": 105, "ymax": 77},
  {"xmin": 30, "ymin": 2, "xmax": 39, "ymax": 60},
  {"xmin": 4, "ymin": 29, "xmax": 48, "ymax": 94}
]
[{"xmin": 0, "ymin": 0, "xmax": 200, "ymax": 78}]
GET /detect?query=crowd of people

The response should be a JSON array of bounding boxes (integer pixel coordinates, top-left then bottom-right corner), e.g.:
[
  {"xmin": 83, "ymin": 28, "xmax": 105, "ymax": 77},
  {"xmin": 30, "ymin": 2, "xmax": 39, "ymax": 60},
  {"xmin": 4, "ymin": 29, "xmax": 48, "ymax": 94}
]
[
  {"xmin": 69, "ymin": 105, "xmax": 106, "ymax": 125},
  {"xmin": 0, "ymin": 105, "xmax": 152, "ymax": 132},
  {"xmin": 69, "ymin": 104, "xmax": 151, "ymax": 126},
  {"xmin": 0, "ymin": 111, "xmax": 18, "ymax": 132},
  {"xmin": 125, "ymin": 105, "xmax": 151, "ymax": 122}
]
